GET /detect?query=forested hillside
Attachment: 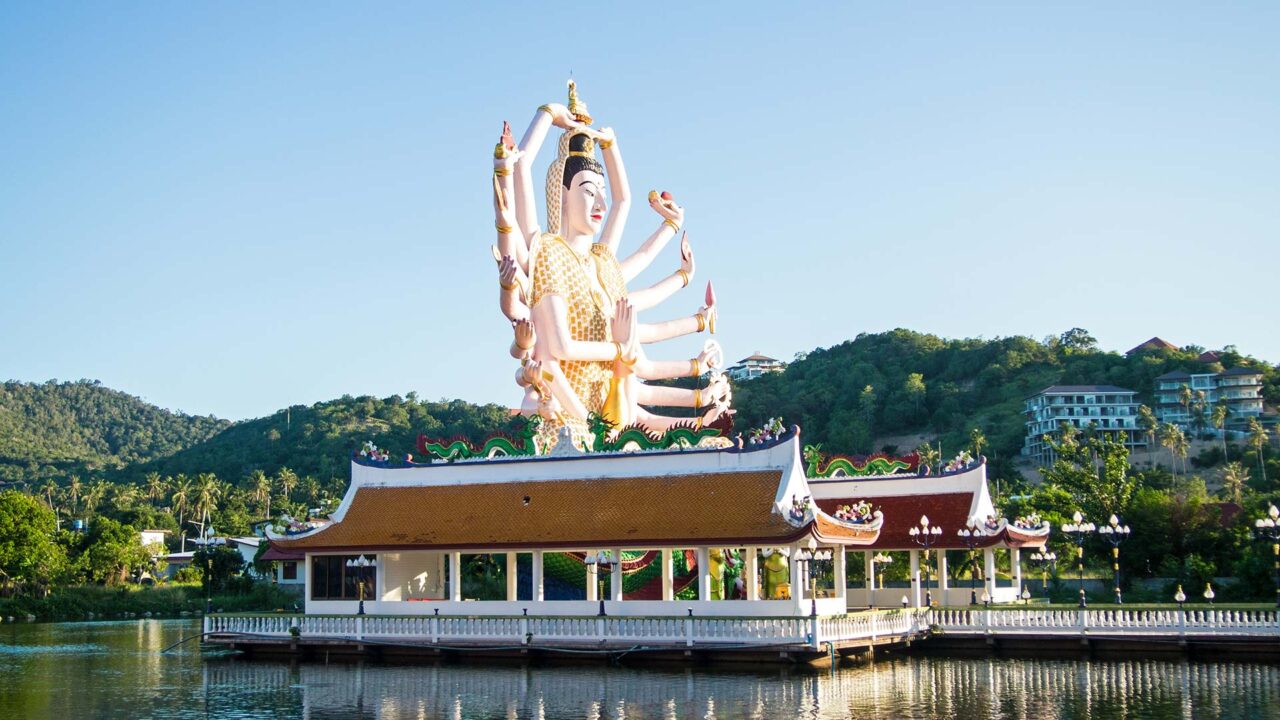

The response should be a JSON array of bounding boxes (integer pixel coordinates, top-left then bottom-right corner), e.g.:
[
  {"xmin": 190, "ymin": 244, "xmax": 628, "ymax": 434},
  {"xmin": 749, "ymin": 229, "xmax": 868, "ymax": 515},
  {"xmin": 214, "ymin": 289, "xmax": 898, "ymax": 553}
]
[
  {"xmin": 732, "ymin": 328, "xmax": 1279, "ymax": 461},
  {"xmin": 0, "ymin": 380, "xmax": 228, "ymax": 483},
  {"xmin": 135, "ymin": 394, "xmax": 516, "ymax": 483}
]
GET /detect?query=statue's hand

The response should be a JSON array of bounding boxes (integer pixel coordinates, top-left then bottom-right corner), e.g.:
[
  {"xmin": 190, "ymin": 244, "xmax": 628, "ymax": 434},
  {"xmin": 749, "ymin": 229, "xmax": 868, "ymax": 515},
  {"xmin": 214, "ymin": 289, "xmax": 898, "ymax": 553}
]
[
  {"xmin": 610, "ymin": 299, "xmax": 639, "ymax": 362},
  {"xmin": 648, "ymin": 190, "xmax": 685, "ymax": 226},
  {"xmin": 513, "ymin": 317, "xmax": 536, "ymax": 353},
  {"xmin": 697, "ymin": 339, "xmax": 724, "ymax": 372},
  {"xmin": 679, "ymin": 233, "xmax": 695, "ymax": 278},
  {"xmin": 542, "ymin": 103, "xmax": 582, "ymax": 130},
  {"xmin": 587, "ymin": 126, "xmax": 616, "ymax": 147}
]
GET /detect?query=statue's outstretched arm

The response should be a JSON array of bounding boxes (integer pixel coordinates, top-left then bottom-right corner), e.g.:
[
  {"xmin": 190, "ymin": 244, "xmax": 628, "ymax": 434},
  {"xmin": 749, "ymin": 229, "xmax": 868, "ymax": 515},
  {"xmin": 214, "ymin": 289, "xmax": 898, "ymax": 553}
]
[
  {"xmin": 635, "ymin": 376, "xmax": 729, "ymax": 409},
  {"xmin": 630, "ymin": 339, "xmax": 722, "ymax": 381},
  {"xmin": 492, "ymin": 129, "xmax": 530, "ymax": 274},
  {"xmin": 595, "ymin": 128, "xmax": 631, "ymax": 255},
  {"xmin": 626, "ymin": 233, "xmax": 695, "ymax": 313},
  {"xmin": 516, "ymin": 103, "xmax": 581, "ymax": 247},
  {"xmin": 496, "ymin": 254, "xmax": 530, "ymax": 323},
  {"xmin": 619, "ymin": 193, "xmax": 684, "ymax": 282}
]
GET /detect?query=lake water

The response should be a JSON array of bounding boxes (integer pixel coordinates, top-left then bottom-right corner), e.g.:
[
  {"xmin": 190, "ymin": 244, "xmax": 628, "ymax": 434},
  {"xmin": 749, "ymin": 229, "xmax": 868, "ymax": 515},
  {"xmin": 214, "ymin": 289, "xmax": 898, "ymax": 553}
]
[{"xmin": 1, "ymin": 619, "xmax": 1277, "ymax": 719}]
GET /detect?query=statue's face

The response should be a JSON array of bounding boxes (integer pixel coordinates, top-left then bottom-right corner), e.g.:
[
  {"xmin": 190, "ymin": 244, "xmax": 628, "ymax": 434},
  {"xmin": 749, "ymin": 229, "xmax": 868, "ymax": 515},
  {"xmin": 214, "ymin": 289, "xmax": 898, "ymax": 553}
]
[{"xmin": 562, "ymin": 169, "xmax": 606, "ymax": 237}]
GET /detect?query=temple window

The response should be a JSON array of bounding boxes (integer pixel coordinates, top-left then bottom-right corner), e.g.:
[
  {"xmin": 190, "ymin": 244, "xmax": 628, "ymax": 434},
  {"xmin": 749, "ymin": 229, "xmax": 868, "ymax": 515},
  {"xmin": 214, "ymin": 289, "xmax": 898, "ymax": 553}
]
[{"xmin": 311, "ymin": 555, "xmax": 377, "ymax": 600}]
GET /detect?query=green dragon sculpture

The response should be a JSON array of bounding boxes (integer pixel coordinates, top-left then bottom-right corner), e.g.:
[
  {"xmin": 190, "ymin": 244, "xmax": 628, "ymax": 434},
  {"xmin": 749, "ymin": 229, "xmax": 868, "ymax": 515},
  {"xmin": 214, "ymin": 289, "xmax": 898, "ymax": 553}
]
[
  {"xmin": 803, "ymin": 444, "xmax": 913, "ymax": 478},
  {"xmin": 584, "ymin": 412, "xmax": 725, "ymax": 453},
  {"xmin": 416, "ymin": 416, "xmax": 541, "ymax": 461}
]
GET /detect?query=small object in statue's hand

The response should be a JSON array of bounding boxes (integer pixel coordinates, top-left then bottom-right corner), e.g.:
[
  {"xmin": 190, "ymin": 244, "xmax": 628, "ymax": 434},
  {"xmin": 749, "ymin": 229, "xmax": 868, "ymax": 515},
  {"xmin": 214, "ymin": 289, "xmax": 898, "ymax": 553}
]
[
  {"xmin": 501, "ymin": 121, "xmax": 516, "ymax": 151},
  {"xmin": 660, "ymin": 191, "xmax": 673, "ymax": 201},
  {"xmin": 705, "ymin": 280, "xmax": 716, "ymax": 307},
  {"xmin": 648, "ymin": 189, "xmax": 659, "ymax": 203}
]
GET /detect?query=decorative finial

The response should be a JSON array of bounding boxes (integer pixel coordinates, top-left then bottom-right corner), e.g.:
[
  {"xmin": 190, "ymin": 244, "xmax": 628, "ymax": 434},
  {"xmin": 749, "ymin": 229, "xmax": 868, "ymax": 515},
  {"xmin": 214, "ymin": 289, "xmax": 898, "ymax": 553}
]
[{"xmin": 566, "ymin": 79, "xmax": 592, "ymax": 125}]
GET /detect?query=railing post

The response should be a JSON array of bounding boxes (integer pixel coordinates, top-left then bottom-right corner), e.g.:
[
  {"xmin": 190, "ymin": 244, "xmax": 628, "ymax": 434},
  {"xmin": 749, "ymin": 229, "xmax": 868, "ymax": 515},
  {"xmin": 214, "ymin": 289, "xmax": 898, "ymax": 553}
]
[
  {"xmin": 203, "ymin": 614, "xmax": 210, "ymax": 635},
  {"xmin": 431, "ymin": 611, "xmax": 440, "ymax": 643},
  {"xmin": 520, "ymin": 614, "xmax": 530, "ymax": 645},
  {"xmin": 685, "ymin": 612, "xmax": 694, "ymax": 647},
  {"xmin": 596, "ymin": 617, "xmax": 605, "ymax": 643},
  {"xmin": 810, "ymin": 614, "xmax": 821, "ymax": 650},
  {"xmin": 356, "ymin": 616, "xmax": 364, "ymax": 641}
]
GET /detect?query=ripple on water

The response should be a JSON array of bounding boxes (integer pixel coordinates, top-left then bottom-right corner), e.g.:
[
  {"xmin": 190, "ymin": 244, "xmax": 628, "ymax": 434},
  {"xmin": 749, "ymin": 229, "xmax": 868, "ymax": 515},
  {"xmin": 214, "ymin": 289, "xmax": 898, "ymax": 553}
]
[{"xmin": 0, "ymin": 642, "xmax": 106, "ymax": 655}]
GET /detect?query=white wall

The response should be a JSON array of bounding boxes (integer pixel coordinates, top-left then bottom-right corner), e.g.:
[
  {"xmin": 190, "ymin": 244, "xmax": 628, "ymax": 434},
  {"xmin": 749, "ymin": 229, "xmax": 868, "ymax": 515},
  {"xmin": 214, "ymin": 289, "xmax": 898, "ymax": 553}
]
[{"xmin": 380, "ymin": 551, "xmax": 446, "ymax": 601}]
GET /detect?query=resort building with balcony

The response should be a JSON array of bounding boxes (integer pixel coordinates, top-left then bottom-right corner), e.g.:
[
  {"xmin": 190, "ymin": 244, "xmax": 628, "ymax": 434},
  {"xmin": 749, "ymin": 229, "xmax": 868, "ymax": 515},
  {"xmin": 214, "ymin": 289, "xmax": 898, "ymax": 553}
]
[
  {"xmin": 1021, "ymin": 385, "xmax": 1146, "ymax": 464},
  {"xmin": 1153, "ymin": 367, "xmax": 1265, "ymax": 429},
  {"xmin": 727, "ymin": 352, "xmax": 786, "ymax": 381}
]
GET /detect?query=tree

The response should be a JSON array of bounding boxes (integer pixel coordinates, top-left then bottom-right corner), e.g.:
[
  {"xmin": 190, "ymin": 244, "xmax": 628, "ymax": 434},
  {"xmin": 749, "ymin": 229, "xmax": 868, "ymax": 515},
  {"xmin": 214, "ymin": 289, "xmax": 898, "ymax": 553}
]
[
  {"xmin": 277, "ymin": 467, "xmax": 300, "ymax": 507},
  {"xmin": 171, "ymin": 475, "xmax": 191, "ymax": 530},
  {"xmin": 1172, "ymin": 427, "xmax": 1190, "ymax": 477},
  {"xmin": 1221, "ymin": 462, "xmax": 1249, "ymax": 504},
  {"xmin": 1179, "ymin": 386, "xmax": 1193, "ymax": 425},
  {"xmin": 1190, "ymin": 390, "xmax": 1208, "ymax": 438},
  {"xmin": 969, "ymin": 427, "xmax": 987, "ymax": 461},
  {"xmin": 67, "ymin": 475, "xmax": 82, "ymax": 515},
  {"xmin": 0, "ymin": 491, "xmax": 66, "ymax": 588},
  {"xmin": 1041, "ymin": 427, "xmax": 1136, "ymax": 522},
  {"xmin": 1058, "ymin": 328, "xmax": 1098, "ymax": 354},
  {"xmin": 194, "ymin": 473, "xmax": 222, "ymax": 538},
  {"xmin": 858, "ymin": 385, "xmax": 877, "ymax": 428},
  {"xmin": 915, "ymin": 442, "xmax": 940, "ymax": 476},
  {"xmin": 192, "ymin": 545, "xmax": 245, "ymax": 595},
  {"xmin": 1211, "ymin": 403, "xmax": 1229, "ymax": 460},
  {"xmin": 80, "ymin": 517, "xmax": 148, "ymax": 585},
  {"xmin": 1137, "ymin": 405, "xmax": 1158, "ymax": 457},
  {"xmin": 1248, "ymin": 417, "xmax": 1269, "ymax": 486},
  {"xmin": 144, "ymin": 472, "xmax": 167, "ymax": 507},
  {"xmin": 1158, "ymin": 423, "xmax": 1184, "ymax": 476},
  {"xmin": 249, "ymin": 470, "xmax": 272, "ymax": 519},
  {"xmin": 903, "ymin": 373, "xmax": 927, "ymax": 419}
]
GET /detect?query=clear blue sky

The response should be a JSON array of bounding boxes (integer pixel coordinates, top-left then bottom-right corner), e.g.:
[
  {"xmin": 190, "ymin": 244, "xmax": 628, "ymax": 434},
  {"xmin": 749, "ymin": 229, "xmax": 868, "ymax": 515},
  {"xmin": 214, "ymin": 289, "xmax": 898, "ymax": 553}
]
[{"xmin": 2, "ymin": 3, "xmax": 1277, "ymax": 421}]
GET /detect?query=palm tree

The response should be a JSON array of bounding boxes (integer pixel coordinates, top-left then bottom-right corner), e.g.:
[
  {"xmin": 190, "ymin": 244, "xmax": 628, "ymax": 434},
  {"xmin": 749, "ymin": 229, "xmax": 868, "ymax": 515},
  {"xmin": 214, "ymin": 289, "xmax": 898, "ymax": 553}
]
[
  {"xmin": 38, "ymin": 479, "xmax": 59, "ymax": 514},
  {"xmin": 1158, "ymin": 423, "xmax": 1181, "ymax": 474},
  {"xmin": 194, "ymin": 473, "xmax": 222, "ymax": 538},
  {"xmin": 249, "ymin": 470, "xmax": 272, "ymax": 519},
  {"xmin": 969, "ymin": 428, "xmax": 987, "ymax": 461},
  {"xmin": 67, "ymin": 475, "xmax": 83, "ymax": 515},
  {"xmin": 1137, "ymin": 405, "xmax": 1158, "ymax": 457},
  {"xmin": 171, "ymin": 475, "xmax": 192, "ymax": 530},
  {"xmin": 1178, "ymin": 386, "xmax": 1193, "ymax": 424},
  {"xmin": 145, "ymin": 472, "xmax": 167, "ymax": 507},
  {"xmin": 1221, "ymin": 462, "xmax": 1249, "ymax": 504},
  {"xmin": 1248, "ymin": 417, "xmax": 1269, "ymax": 486},
  {"xmin": 83, "ymin": 480, "xmax": 110, "ymax": 518},
  {"xmin": 1172, "ymin": 427, "xmax": 1190, "ymax": 478},
  {"xmin": 915, "ymin": 442, "xmax": 940, "ymax": 476},
  {"xmin": 277, "ymin": 467, "xmax": 299, "ymax": 507},
  {"xmin": 1211, "ymin": 403, "xmax": 1229, "ymax": 461}
]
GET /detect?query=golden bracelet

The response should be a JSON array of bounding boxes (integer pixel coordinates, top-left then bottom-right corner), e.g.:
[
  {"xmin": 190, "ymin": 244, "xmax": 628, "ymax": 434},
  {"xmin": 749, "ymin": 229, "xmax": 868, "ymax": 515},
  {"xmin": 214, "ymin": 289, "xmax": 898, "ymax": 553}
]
[
  {"xmin": 493, "ymin": 166, "xmax": 511, "ymax": 177},
  {"xmin": 694, "ymin": 388, "xmax": 702, "ymax": 408},
  {"xmin": 538, "ymin": 104, "xmax": 552, "ymax": 115},
  {"xmin": 622, "ymin": 353, "xmax": 637, "ymax": 367},
  {"xmin": 599, "ymin": 138, "xmax": 613, "ymax": 150},
  {"xmin": 677, "ymin": 269, "xmax": 690, "ymax": 288},
  {"xmin": 662, "ymin": 219, "xmax": 680, "ymax": 234},
  {"xmin": 691, "ymin": 358, "xmax": 700, "ymax": 377},
  {"xmin": 696, "ymin": 313, "xmax": 706, "ymax": 333},
  {"xmin": 515, "ymin": 337, "xmax": 533, "ymax": 351},
  {"xmin": 614, "ymin": 342, "xmax": 623, "ymax": 362},
  {"xmin": 500, "ymin": 279, "xmax": 518, "ymax": 291},
  {"xmin": 496, "ymin": 224, "xmax": 513, "ymax": 234}
]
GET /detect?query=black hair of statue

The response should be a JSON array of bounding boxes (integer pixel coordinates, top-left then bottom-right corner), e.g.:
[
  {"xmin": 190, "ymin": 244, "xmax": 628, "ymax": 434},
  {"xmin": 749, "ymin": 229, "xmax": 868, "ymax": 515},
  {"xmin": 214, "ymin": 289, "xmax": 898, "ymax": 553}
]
[{"xmin": 562, "ymin": 133, "xmax": 604, "ymax": 188}]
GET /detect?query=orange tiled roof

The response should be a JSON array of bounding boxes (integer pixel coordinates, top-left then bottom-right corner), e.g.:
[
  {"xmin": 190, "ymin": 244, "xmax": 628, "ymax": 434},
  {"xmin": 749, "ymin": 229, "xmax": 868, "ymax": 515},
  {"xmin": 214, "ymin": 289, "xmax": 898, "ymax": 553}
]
[{"xmin": 275, "ymin": 470, "xmax": 875, "ymax": 552}]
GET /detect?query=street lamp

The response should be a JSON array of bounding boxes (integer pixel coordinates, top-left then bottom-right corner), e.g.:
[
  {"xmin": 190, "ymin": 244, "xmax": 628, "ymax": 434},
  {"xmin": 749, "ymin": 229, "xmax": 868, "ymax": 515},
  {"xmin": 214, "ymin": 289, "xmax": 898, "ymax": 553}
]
[
  {"xmin": 1203, "ymin": 583, "xmax": 1215, "ymax": 606},
  {"xmin": 1020, "ymin": 586, "xmax": 1031, "ymax": 604},
  {"xmin": 204, "ymin": 555, "xmax": 213, "ymax": 614},
  {"xmin": 957, "ymin": 520, "xmax": 988, "ymax": 605},
  {"xmin": 344, "ymin": 555, "xmax": 377, "ymax": 615},
  {"xmin": 584, "ymin": 550, "xmax": 614, "ymax": 616},
  {"xmin": 1253, "ymin": 504, "xmax": 1280, "ymax": 609},
  {"xmin": 1097, "ymin": 514, "xmax": 1132, "ymax": 604},
  {"xmin": 1029, "ymin": 550, "xmax": 1057, "ymax": 600},
  {"xmin": 872, "ymin": 553, "xmax": 893, "ymax": 595},
  {"xmin": 1061, "ymin": 511, "xmax": 1096, "ymax": 608},
  {"xmin": 908, "ymin": 515, "xmax": 943, "ymax": 607}
]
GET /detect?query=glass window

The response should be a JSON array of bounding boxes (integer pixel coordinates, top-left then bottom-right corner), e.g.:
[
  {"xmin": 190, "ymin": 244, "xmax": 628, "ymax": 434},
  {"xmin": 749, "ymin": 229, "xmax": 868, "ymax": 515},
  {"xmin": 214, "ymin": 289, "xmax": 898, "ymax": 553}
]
[{"xmin": 310, "ymin": 555, "xmax": 378, "ymax": 600}]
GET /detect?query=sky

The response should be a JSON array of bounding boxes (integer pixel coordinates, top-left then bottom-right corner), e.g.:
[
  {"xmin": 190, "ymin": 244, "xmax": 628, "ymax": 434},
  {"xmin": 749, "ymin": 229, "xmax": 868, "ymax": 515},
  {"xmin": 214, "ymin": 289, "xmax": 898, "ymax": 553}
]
[{"xmin": 1, "ymin": 2, "xmax": 1277, "ymax": 421}]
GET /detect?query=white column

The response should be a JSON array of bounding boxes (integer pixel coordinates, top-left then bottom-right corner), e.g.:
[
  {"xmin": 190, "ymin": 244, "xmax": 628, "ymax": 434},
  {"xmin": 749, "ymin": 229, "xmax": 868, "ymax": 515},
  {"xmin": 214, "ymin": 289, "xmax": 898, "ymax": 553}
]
[
  {"xmin": 375, "ymin": 553, "xmax": 385, "ymax": 604},
  {"xmin": 697, "ymin": 547, "xmax": 712, "ymax": 601},
  {"xmin": 909, "ymin": 549, "xmax": 922, "ymax": 607},
  {"xmin": 788, "ymin": 550, "xmax": 802, "ymax": 605},
  {"xmin": 586, "ymin": 558, "xmax": 598, "ymax": 602},
  {"xmin": 864, "ymin": 551, "xmax": 875, "ymax": 607},
  {"xmin": 506, "ymin": 552, "xmax": 518, "ymax": 601},
  {"xmin": 531, "ymin": 550, "xmax": 544, "ymax": 601},
  {"xmin": 835, "ymin": 549, "xmax": 848, "ymax": 601},
  {"xmin": 610, "ymin": 547, "xmax": 624, "ymax": 601},
  {"xmin": 938, "ymin": 550, "xmax": 950, "ymax": 593},
  {"xmin": 1012, "ymin": 548, "xmax": 1023, "ymax": 597},
  {"xmin": 984, "ymin": 548, "xmax": 997, "ymax": 599},
  {"xmin": 661, "ymin": 549, "xmax": 674, "ymax": 601},
  {"xmin": 745, "ymin": 547, "xmax": 759, "ymax": 601},
  {"xmin": 449, "ymin": 552, "xmax": 462, "ymax": 602},
  {"xmin": 303, "ymin": 554, "xmax": 312, "ymax": 610}
]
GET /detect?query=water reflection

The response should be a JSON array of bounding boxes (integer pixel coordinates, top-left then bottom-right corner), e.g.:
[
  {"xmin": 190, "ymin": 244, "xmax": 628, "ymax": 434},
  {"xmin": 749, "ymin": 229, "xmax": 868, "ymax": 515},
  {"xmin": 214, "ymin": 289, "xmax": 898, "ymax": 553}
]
[
  {"xmin": 1, "ymin": 620, "xmax": 1278, "ymax": 719},
  {"xmin": 200, "ymin": 654, "xmax": 1280, "ymax": 720}
]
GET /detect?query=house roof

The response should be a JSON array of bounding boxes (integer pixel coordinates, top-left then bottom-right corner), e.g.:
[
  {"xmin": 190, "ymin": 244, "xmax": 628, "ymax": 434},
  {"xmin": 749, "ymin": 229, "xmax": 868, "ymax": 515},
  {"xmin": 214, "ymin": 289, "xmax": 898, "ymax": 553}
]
[
  {"xmin": 1127, "ymin": 337, "xmax": 1179, "ymax": 355},
  {"xmin": 1219, "ymin": 366, "xmax": 1263, "ymax": 377},
  {"xmin": 737, "ymin": 352, "xmax": 780, "ymax": 363},
  {"xmin": 1196, "ymin": 351, "xmax": 1221, "ymax": 363},
  {"xmin": 272, "ymin": 468, "xmax": 878, "ymax": 552},
  {"xmin": 1031, "ymin": 385, "xmax": 1135, "ymax": 397},
  {"xmin": 1154, "ymin": 370, "xmax": 1192, "ymax": 381},
  {"xmin": 260, "ymin": 545, "xmax": 304, "ymax": 562}
]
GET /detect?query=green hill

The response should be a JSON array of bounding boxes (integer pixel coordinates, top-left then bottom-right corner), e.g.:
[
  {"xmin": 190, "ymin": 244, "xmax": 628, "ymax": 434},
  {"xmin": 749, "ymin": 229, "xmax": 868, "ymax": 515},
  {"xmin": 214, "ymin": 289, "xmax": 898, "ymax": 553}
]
[
  {"xmin": 732, "ymin": 328, "xmax": 1278, "ymax": 462},
  {"xmin": 0, "ymin": 379, "xmax": 229, "ymax": 483}
]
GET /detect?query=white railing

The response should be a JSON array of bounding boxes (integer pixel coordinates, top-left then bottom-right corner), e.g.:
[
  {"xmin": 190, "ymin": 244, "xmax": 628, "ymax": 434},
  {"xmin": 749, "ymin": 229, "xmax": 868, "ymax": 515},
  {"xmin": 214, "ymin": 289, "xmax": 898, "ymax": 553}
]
[
  {"xmin": 204, "ymin": 609, "xmax": 932, "ymax": 650},
  {"xmin": 933, "ymin": 607, "xmax": 1280, "ymax": 637}
]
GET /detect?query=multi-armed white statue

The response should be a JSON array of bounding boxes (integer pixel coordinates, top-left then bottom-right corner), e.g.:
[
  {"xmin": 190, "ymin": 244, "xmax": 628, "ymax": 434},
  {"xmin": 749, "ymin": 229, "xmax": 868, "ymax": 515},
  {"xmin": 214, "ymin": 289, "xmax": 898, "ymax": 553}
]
[{"xmin": 490, "ymin": 82, "xmax": 732, "ymax": 450}]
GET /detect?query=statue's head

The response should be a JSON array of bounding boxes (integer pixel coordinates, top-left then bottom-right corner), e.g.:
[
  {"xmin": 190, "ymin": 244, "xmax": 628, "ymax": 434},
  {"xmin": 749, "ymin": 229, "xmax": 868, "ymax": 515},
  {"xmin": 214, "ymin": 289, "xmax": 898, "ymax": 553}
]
[{"xmin": 559, "ymin": 133, "xmax": 606, "ymax": 237}]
